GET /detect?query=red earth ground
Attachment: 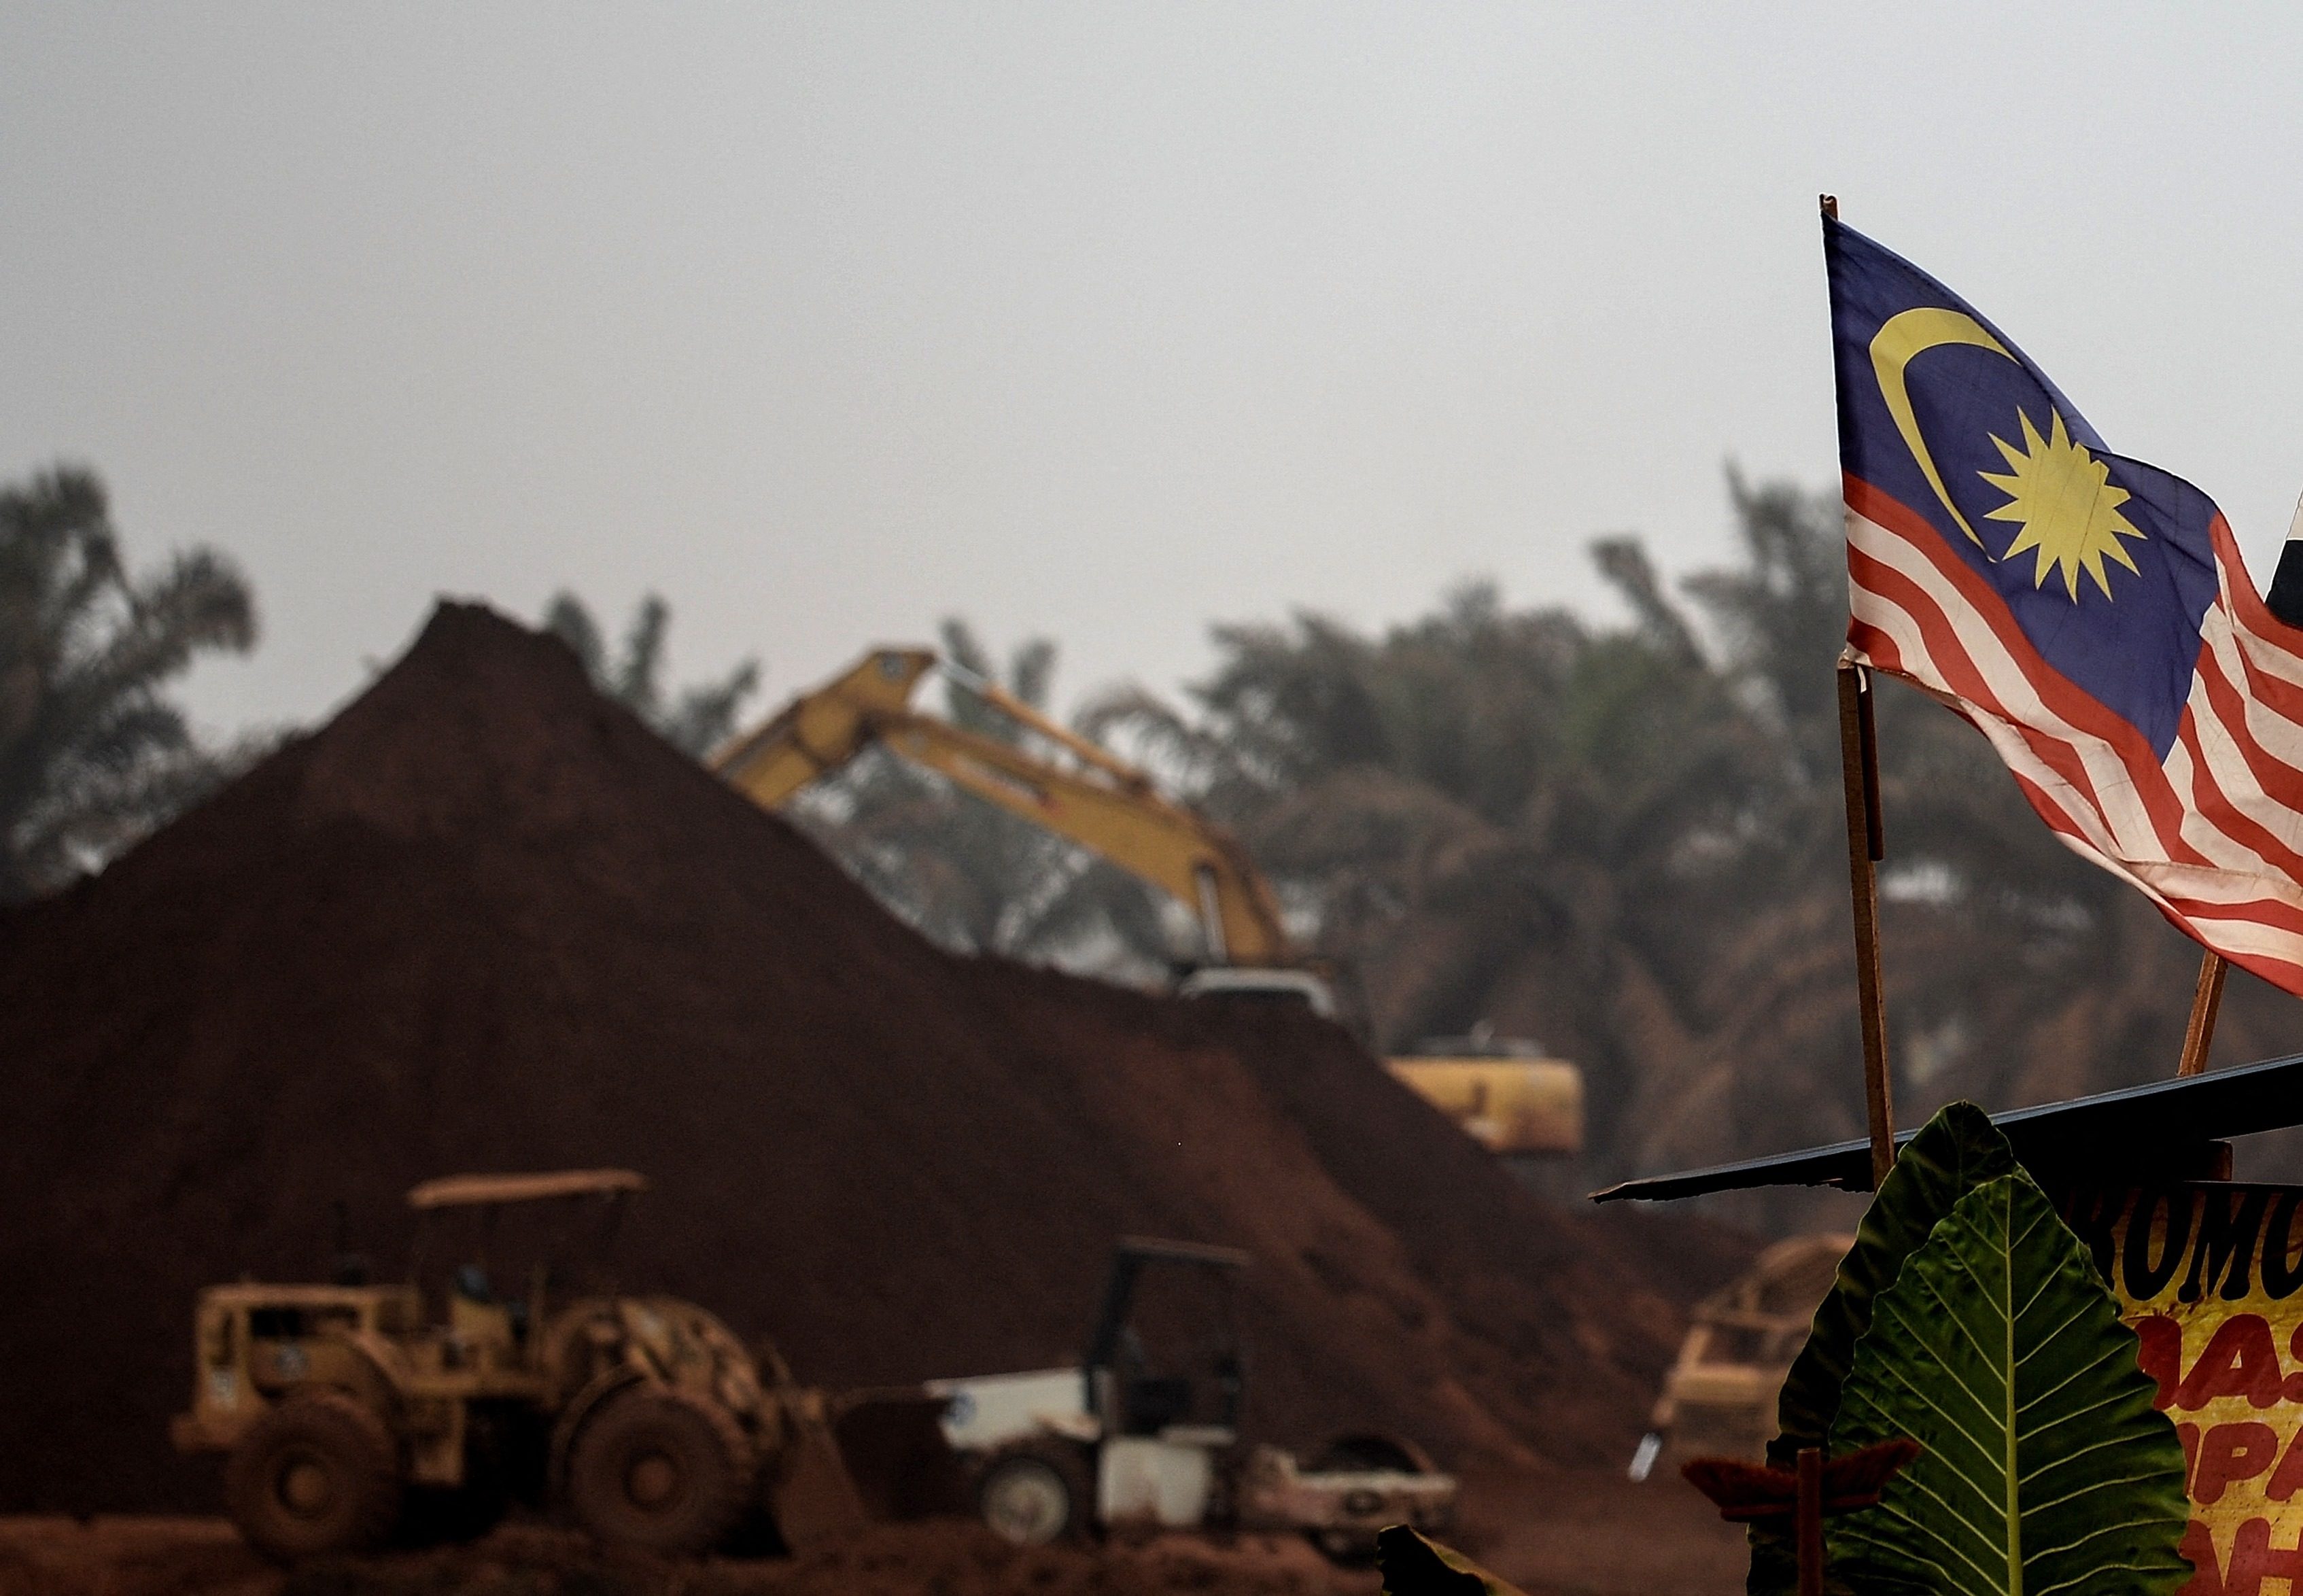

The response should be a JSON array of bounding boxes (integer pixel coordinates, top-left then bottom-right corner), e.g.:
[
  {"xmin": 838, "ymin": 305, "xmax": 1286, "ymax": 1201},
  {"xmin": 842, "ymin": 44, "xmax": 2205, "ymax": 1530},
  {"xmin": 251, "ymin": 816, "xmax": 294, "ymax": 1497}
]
[
  {"xmin": 0, "ymin": 1468, "xmax": 1747, "ymax": 1596},
  {"xmin": 0, "ymin": 604, "xmax": 1750, "ymax": 1515}
]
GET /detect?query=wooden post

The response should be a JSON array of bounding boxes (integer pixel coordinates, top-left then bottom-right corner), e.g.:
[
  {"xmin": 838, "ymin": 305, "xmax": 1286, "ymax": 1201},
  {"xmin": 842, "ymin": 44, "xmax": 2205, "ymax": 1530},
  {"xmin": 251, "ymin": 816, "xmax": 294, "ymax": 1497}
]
[
  {"xmin": 1797, "ymin": 1446, "xmax": 1825, "ymax": 1596},
  {"xmin": 1824, "ymin": 195, "xmax": 1892, "ymax": 1187},
  {"xmin": 2177, "ymin": 951, "xmax": 2230, "ymax": 1077},
  {"xmin": 1838, "ymin": 657, "xmax": 1896, "ymax": 1189}
]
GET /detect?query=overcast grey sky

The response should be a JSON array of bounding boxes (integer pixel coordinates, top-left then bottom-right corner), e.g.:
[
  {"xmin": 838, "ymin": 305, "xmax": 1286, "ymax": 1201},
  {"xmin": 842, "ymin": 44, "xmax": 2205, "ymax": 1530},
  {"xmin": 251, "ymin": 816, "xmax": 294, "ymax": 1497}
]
[{"xmin": 6, "ymin": 3, "xmax": 2302, "ymax": 735}]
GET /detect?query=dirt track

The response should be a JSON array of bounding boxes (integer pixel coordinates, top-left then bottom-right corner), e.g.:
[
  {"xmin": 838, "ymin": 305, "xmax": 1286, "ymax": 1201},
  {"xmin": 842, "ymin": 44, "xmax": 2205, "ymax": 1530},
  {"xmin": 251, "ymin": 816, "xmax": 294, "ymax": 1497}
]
[
  {"xmin": 1453, "ymin": 1468, "xmax": 1746, "ymax": 1595},
  {"xmin": 0, "ymin": 1470, "xmax": 1746, "ymax": 1596}
]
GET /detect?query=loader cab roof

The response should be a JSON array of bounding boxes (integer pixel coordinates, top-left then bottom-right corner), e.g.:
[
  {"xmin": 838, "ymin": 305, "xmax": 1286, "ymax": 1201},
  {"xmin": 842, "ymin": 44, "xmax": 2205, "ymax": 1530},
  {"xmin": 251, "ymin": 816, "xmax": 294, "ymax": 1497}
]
[
  {"xmin": 406, "ymin": 1169, "xmax": 648, "ymax": 1210},
  {"xmin": 404, "ymin": 1170, "xmax": 647, "ymax": 1305}
]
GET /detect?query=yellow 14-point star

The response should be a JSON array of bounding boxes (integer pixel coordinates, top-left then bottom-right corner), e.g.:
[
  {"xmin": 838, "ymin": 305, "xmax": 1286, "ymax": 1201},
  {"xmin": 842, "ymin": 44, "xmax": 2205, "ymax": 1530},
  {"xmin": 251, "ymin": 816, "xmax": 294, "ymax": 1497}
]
[{"xmin": 1979, "ymin": 409, "xmax": 2147, "ymax": 602}]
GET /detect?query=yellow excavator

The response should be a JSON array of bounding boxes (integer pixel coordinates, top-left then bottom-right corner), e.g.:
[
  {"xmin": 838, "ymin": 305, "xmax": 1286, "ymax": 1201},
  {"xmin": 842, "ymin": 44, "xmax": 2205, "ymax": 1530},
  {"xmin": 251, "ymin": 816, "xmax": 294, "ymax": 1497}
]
[{"xmin": 710, "ymin": 647, "xmax": 1580, "ymax": 1158}]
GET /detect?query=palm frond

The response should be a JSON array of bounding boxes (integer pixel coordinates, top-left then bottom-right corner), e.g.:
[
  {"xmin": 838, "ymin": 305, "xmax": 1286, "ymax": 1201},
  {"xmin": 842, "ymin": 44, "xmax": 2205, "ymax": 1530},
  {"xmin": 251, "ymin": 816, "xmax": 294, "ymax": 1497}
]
[{"xmin": 0, "ymin": 466, "xmax": 258, "ymax": 901}]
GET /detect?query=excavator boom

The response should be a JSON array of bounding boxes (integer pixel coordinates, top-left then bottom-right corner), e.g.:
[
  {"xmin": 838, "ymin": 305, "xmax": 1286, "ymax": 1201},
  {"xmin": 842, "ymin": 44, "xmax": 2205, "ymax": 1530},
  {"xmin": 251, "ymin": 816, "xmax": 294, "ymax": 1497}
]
[
  {"xmin": 712, "ymin": 648, "xmax": 1289, "ymax": 965},
  {"xmin": 714, "ymin": 648, "xmax": 939, "ymax": 809},
  {"xmin": 712, "ymin": 644, "xmax": 1584, "ymax": 1160}
]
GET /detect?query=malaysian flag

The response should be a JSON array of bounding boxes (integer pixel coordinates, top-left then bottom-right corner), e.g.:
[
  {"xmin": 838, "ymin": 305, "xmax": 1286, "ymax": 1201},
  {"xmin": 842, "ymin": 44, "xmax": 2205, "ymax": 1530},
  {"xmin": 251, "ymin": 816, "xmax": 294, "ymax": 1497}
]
[{"xmin": 1826, "ymin": 216, "xmax": 2303, "ymax": 994}]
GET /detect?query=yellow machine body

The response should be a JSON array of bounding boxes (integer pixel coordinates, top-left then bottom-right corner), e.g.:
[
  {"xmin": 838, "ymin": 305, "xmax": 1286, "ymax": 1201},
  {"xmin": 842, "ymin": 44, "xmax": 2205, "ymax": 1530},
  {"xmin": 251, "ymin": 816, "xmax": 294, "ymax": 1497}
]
[
  {"xmin": 1381, "ymin": 1056, "xmax": 1584, "ymax": 1156},
  {"xmin": 712, "ymin": 648, "xmax": 1285, "ymax": 965},
  {"xmin": 714, "ymin": 647, "xmax": 1586, "ymax": 1158}
]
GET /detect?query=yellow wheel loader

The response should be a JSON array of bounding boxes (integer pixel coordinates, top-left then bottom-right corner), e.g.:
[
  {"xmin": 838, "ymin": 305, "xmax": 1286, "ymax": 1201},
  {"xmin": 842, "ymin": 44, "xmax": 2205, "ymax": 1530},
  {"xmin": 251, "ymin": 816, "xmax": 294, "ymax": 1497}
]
[{"xmin": 173, "ymin": 1170, "xmax": 873, "ymax": 1561}]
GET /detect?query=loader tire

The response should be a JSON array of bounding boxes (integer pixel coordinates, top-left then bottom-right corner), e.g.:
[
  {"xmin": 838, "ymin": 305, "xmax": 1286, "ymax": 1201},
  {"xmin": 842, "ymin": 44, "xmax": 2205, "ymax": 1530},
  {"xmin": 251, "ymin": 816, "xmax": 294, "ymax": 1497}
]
[
  {"xmin": 225, "ymin": 1391, "xmax": 402, "ymax": 1561},
  {"xmin": 975, "ymin": 1438, "xmax": 1094, "ymax": 1546},
  {"xmin": 566, "ymin": 1387, "xmax": 755, "ymax": 1555}
]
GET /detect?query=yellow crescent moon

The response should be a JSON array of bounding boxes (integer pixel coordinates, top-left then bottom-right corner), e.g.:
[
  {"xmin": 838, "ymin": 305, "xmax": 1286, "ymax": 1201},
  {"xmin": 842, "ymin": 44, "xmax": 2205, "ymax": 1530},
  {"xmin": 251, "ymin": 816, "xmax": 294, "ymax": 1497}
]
[{"xmin": 1869, "ymin": 307, "xmax": 2016, "ymax": 552}]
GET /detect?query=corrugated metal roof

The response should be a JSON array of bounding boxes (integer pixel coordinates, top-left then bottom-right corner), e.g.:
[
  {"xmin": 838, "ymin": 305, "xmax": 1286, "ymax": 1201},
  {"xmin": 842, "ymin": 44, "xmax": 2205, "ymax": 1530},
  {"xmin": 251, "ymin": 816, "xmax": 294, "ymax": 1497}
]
[{"xmin": 1590, "ymin": 1049, "xmax": 2303, "ymax": 1203}]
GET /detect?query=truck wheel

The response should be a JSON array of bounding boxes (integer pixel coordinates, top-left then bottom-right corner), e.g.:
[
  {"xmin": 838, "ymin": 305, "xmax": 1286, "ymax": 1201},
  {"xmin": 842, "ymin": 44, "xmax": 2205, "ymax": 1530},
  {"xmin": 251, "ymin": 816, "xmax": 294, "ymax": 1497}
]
[
  {"xmin": 975, "ymin": 1440, "xmax": 1093, "ymax": 1546},
  {"xmin": 224, "ymin": 1391, "xmax": 402, "ymax": 1561},
  {"xmin": 565, "ymin": 1387, "xmax": 754, "ymax": 1555},
  {"xmin": 1304, "ymin": 1435, "xmax": 1437, "ymax": 1565}
]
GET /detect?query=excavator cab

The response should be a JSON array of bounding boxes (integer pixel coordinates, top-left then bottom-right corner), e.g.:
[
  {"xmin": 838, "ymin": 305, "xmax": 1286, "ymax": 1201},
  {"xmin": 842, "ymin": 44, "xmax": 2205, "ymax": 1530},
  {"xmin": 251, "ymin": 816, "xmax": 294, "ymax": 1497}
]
[{"xmin": 1172, "ymin": 967, "xmax": 1337, "ymax": 1017}]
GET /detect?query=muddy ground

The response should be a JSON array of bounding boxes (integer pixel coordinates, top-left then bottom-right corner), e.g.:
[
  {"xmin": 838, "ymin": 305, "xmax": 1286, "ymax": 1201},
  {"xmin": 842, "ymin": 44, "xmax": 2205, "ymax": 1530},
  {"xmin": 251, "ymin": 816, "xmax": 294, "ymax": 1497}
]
[{"xmin": 0, "ymin": 1469, "xmax": 1745, "ymax": 1596}]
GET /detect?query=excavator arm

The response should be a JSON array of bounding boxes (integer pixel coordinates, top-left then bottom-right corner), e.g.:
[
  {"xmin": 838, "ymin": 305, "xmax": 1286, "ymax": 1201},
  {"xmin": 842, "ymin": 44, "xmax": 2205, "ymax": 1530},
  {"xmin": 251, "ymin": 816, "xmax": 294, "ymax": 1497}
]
[
  {"xmin": 712, "ymin": 648, "xmax": 1291, "ymax": 965},
  {"xmin": 713, "ymin": 646, "xmax": 1584, "ymax": 1159},
  {"xmin": 712, "ymin": 648, "xmax": 939, "ymax": 809}
]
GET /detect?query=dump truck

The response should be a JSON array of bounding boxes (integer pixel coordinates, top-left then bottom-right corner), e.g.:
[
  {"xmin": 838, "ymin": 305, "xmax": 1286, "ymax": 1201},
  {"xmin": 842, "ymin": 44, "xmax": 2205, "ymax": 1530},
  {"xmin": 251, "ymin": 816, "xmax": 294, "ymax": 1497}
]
[
  {"xmin": 927, "ymin": 1238, "xmax": 1457, "ymax": 1560},
  {"xmin": 1632, "ymin": 1231, "xmax": 1853, "ymax": 1476},
  {"xmin": 712, "ymin": 645, "xmax": 1584, "ymax": 1157},
  {"xmin": 173, "ymin": 1170, "xmax": 875, "ymax": 1561}
]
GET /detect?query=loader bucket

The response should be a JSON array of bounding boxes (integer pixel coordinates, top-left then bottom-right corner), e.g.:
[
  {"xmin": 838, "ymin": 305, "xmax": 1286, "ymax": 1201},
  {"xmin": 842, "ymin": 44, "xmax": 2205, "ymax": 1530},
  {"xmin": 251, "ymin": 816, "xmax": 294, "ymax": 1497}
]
[
  {"xmin": 832, "ymin": 1388, "xmax": 969, "ymax": 1521},
  {"xmin": 766, "ymin": 1402, "xmax": 871, "ymax": 1552}
]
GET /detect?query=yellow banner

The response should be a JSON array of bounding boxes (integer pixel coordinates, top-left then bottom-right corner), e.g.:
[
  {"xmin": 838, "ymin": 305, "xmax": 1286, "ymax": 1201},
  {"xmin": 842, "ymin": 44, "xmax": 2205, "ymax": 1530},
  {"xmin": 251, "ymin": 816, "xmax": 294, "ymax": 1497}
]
[{"xmin": 2073, "ymin": 1185, "xmax": 2303, "ymax": 1596}]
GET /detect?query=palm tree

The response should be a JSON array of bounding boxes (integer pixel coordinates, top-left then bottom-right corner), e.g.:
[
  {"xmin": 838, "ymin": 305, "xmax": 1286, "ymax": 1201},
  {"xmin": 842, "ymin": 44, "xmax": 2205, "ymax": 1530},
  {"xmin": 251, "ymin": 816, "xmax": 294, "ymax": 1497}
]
[
  {"xmin": 1084, "ymin": 473, "xmax": 2257, "ymax": 1196},
  {"xmin": 541, "ymin": 591, "xmax": 759, "ymax": 757},
  {"xmin": 0, "ymin": 465, "xmax": 257, "ymax": 902},
  {"xmin": 1082, "ymin": 571, "xmax": 1765, "ymax": 1166}
]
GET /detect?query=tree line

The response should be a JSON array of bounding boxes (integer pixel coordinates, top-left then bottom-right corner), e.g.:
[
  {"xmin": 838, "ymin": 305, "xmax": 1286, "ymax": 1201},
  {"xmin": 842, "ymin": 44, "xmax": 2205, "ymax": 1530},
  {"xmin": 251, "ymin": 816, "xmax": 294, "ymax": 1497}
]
[
  {"xmin": 767, "ymin": 476, "xmax": 2301, "ymax": 1198},
  {"xmin": 9, "ymin": 462, "xmax": 2289, "ymax": 1204}
]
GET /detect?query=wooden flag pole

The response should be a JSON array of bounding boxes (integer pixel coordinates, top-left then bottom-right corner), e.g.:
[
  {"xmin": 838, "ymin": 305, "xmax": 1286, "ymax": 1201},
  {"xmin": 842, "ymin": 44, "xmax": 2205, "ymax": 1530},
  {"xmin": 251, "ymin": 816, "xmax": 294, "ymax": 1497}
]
[
  {"xmin": 1837, "ymin": 655, "xmax": 1897, "ymax": 1188},
  {"xmin": 2177, "ymin": 951, "xmax": 2229, "ymax": 1078},
  {"xmin": 1823, "ymin": 194, "xmax": 1895, "ymax": 1187}
]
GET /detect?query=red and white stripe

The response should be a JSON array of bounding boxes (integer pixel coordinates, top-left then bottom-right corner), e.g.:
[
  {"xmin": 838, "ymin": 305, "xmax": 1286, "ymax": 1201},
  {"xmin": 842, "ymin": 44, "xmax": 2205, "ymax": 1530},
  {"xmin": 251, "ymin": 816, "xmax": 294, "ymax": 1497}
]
[{"xmin": 1845, "ymin": 476, "xmax": 2303, "ymax": 995}]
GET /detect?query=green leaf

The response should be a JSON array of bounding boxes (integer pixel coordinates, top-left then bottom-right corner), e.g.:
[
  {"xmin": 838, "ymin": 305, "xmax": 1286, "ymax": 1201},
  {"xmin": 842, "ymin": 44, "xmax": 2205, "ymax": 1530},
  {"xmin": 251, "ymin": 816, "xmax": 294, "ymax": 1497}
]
[
  {"xmin": 1376, "ymin": 1527, "xmax": 1530, "ymax": 1596},
  {"xmin": 1753, "ymin": 1102, "xmax": 2017, "ymax": 1594},
  {"xmin": 1826, "ymin": 1171, "xmax": 2190, "ymax": 1596},
  {"xmin": 1773, "ymin": 1103, "xmax": 2018, "ymax": 1462}
]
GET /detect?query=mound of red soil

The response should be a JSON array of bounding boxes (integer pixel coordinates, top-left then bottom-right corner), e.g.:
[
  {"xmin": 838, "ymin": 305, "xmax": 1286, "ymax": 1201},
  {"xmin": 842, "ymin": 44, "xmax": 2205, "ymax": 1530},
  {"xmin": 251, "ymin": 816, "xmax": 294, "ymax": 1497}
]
[{"xmin": 0, "ymin": 604, "xmax": 1742, "ymax": 1512}]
